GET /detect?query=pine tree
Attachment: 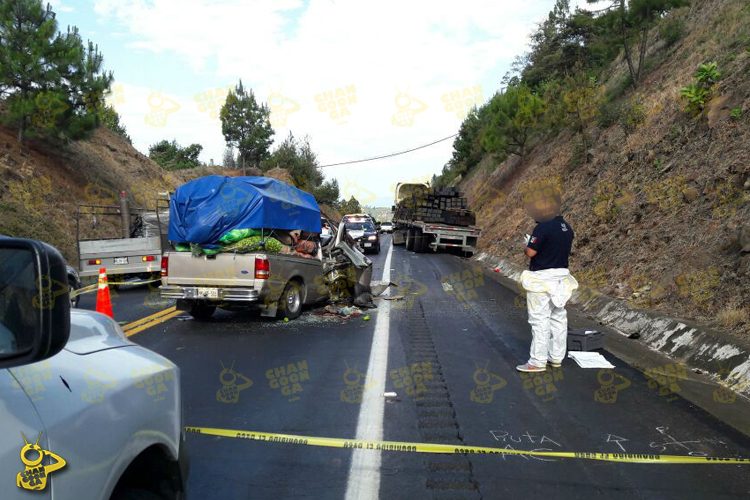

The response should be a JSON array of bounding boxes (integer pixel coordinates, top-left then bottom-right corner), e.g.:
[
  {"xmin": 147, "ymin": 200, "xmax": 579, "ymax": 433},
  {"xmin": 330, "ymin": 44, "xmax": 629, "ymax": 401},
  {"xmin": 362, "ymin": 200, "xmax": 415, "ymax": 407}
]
[
  {"xmin": 220, "ymin": 80, "xmax": 274, "ymax": 174},
  {"xmin": 482, "ymin": 84, "xmax": 545, "ymax": 162},
  {"xmin": 222, "ymin": 146, "xmax": 237, "ymax": 168},
  {"xmin": 0, "ymin": 0, "xmax": 112, "ymax": 141}
]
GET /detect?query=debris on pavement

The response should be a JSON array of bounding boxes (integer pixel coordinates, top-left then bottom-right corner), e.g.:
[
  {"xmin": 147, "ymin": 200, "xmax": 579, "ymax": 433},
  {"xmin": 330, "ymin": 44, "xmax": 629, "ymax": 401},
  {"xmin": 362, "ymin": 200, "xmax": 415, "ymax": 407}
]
[{"xmin": 322, "ymin": 305, "xmax": 363, "ymax": 318}]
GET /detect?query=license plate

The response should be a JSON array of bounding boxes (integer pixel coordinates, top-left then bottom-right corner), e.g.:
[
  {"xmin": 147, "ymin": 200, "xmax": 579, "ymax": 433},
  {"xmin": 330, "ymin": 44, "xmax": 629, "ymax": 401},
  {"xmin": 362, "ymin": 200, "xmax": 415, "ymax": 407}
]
[
  {"xmin": 114, "ymin": 257, "xmax": 128, "ymax": 265},
  {"xmin": 197, "ymin": 287, "xmax": 219, "ymax": 299},
  {"xmin": 363, "ymin": 243, "xmax": 372, "ymax": 247}
]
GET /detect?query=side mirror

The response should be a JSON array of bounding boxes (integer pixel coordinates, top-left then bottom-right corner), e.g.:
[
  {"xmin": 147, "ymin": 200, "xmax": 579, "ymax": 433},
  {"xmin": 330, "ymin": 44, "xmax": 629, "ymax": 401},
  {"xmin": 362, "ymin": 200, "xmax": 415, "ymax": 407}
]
[{"xmin": 0, "ymin": 238, "xmax": 71, "ymax": 369}]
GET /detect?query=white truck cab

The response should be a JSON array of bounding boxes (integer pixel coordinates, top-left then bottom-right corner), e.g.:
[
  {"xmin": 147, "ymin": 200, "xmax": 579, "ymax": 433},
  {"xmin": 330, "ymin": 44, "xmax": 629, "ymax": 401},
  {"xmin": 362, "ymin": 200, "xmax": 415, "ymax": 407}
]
[{"xmin": 0, "ymin": 237, "xmax": 186, "ymax": 500}]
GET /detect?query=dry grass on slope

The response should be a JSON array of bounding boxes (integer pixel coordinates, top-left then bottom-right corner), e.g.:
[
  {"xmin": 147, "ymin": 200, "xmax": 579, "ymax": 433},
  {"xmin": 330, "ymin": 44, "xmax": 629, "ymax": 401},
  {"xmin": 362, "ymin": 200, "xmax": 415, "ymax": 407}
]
[{"xmin": 464, "ymin": 0, "xmax": 750, "ymax": 338}]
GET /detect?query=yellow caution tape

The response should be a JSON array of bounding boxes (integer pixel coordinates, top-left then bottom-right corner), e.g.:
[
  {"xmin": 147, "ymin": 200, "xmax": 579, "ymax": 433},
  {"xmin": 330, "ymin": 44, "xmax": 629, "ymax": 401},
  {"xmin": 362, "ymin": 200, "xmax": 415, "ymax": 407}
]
[
  {"xmin": 70, "ymin": 284, "xmax": 98, "ymax": 298},
  {"xmin": 71, "ymin": 278, "xmax": 161, "ymax": 297},
  {"xmin": 184, "ymin": 426, "xmax": 750, "ymax": 465}
]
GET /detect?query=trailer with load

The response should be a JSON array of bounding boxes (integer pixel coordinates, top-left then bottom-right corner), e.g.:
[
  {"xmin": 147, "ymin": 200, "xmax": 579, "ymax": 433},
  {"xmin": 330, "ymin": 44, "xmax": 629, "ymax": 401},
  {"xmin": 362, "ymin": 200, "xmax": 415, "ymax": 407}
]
[
  {"xmin": 391, "ymin": 182, "xmax": 480, "ymax": 255},
  {"xmin": 160, "ymin": 175, "xmax": 376, "ymax": 320},
  {"xmin": 76, "ymin": 191, "xmax": 166, "ymax": 280}
]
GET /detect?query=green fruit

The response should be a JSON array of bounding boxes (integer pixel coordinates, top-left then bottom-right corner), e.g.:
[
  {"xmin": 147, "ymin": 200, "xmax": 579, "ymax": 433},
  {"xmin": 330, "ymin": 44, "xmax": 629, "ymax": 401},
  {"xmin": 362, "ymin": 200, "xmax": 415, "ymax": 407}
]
[
  {"xmin": 284, "ymin": 317, "xmax": 289, "ymax": 322},
  {"xmin": 363, "ymin": 315, "xmax": 371, "ymax": 321}
]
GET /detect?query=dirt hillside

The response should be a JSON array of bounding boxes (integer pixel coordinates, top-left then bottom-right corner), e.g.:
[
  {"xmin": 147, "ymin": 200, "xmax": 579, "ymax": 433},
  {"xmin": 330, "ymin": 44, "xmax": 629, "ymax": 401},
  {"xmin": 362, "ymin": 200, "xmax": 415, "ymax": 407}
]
[
  {"xmin": 462, "ymin": 0, "xmax": 750, "ymax": 338},
  {"xmin": 0, "ymin": 126, "xmax": 193, "ymax": 262}
]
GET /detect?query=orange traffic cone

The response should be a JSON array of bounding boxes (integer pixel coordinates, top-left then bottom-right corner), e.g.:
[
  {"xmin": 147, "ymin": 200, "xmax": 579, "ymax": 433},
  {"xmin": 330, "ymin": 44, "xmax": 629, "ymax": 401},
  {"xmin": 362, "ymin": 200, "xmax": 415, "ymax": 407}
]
[{"xmin": 96, "ymin": 267, "xmax": 114, "ymax": 318}]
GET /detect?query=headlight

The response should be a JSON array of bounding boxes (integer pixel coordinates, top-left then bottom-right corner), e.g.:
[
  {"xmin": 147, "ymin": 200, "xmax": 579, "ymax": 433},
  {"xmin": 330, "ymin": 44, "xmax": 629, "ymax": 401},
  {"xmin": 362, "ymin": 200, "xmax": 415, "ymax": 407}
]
[{"xmin": 368, "ymin": 235, "xmax": 377, "ymax": 241}]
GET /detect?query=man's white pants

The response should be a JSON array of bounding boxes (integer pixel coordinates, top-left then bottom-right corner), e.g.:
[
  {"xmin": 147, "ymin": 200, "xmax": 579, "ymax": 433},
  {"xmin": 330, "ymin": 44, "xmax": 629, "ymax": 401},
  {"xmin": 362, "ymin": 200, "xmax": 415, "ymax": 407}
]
[
  {"xmin": 526, "ymin": 291, "xmax": 568, "ymax": 367},
  {"xmin": 520, "ymin": 269, "xmax": 578, "ymax": 368}
]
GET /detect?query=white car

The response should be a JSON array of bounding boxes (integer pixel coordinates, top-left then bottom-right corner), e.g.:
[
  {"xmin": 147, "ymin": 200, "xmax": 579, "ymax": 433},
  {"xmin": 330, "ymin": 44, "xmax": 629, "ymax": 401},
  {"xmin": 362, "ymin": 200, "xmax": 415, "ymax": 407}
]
[
  {"xmin": 0, "ymin": 237, "xmax": 187, "ymax": 500},
  {"xmin": 380, "ymin": 222, "xmax": 394, "ymax": 233}
]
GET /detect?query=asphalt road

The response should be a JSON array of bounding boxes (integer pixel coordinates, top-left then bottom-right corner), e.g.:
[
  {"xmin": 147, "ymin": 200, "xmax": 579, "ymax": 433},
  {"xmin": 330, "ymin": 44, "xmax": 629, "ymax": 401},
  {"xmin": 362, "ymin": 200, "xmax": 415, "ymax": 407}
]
[{"xmin": 79, "ymin": 234, "xmax": 750, "ymax": 499}]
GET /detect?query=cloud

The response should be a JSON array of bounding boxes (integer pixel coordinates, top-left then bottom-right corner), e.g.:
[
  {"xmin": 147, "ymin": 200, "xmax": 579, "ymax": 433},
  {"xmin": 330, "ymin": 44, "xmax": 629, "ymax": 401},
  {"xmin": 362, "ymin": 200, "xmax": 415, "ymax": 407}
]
[{"xmin": 94, "ymin": 0, "xmax": 591, "ymax": 205}]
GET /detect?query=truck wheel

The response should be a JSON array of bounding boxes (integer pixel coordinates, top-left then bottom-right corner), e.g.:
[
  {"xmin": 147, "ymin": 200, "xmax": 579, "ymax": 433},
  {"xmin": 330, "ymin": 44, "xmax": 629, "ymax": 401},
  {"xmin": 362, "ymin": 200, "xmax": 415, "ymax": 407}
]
[
  {"xmin": 405, "ymin": 229, "xmax": 415, "ymax": 251},
  {"xmin": 393, "ymin": 230, "xmax": 406, "ymax": 246},
  {"xmin": 278, "ymin": 281, "xmax": 302, "ymax": 320},
  {"xmin": 418, "ymin": 233, "xmax": 432, "ymax": 253},
  {"xmin": 189, "ymin": 302, "xmax": 216, "ymax": 320},
  {"xmin": 414, "ymin": 229, "xmax": 425, "ymax": 253}
]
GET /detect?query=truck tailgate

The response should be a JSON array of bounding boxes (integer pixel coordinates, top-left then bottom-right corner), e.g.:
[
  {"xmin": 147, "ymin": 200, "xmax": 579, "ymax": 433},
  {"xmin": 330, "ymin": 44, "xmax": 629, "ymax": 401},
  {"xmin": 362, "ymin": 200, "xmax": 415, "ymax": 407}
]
[
  {"xmin": 164, "ymin": 251, "xmax": 259, "ymax": 287},
  {"xmin": 79, "ymin": 236, "xmax": 161, "ymax": 257}
]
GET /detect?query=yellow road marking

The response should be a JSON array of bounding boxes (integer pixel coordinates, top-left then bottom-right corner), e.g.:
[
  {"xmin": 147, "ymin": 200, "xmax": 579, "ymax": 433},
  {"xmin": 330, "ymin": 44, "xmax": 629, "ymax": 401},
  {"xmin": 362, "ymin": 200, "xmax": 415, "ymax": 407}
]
[
  {"xmin": 125, "ymin": 310, "xmax": 183, "ymax": 337},
  {"xmin": 123, "ymin": 306, "xmax": 177, "ymax": 332}
]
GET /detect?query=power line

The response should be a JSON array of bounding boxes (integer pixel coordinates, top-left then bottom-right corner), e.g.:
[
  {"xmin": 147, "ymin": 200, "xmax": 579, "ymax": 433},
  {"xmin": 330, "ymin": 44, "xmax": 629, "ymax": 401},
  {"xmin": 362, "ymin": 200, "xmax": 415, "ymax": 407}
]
[{"xmin": 319, "ymin": 133, "xmax": 457, "ymax": 168}]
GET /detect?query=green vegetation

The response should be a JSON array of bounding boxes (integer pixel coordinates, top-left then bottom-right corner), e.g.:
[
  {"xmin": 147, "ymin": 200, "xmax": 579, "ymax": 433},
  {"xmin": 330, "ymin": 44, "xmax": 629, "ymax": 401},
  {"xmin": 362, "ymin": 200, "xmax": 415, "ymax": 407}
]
[
  {"xmin": 100, "ymin": 105, "xmax": 131, "ymax": 143},
  {"xmin": 435, "ymin": 0, "xmax": 691, "ymax": 187},
  {"xmin": 730, "ymin": 107, "xmax": 743, "ymax": 120},
  {"xmin": 482, "ymin": 83, "xmax": 545, "ymax": 162},
  {"xmin": 148, "ymin": 140, "xmax": 203, "ymax": 170},
  {"xmin": 220, "ymin": 80, "xmax": 274, "ymax": 172},
  {"xmin": 0, "ymin": 0, "xmax": 113, "ymax": 142},
  {"xmin": 680, "ymin": 62, "xmax": 721, "ymax": 114},
  {"xmin": 338, "ymin": 196, "xmax": 362, "ymax": 215}
]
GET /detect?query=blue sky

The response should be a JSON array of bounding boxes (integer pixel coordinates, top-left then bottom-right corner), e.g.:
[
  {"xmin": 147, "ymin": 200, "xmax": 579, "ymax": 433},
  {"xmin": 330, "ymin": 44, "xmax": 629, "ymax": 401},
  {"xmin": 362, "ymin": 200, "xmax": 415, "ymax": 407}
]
[{"xmin": 50, "ymin": 0, "xmax": 598, "ymax": 206}]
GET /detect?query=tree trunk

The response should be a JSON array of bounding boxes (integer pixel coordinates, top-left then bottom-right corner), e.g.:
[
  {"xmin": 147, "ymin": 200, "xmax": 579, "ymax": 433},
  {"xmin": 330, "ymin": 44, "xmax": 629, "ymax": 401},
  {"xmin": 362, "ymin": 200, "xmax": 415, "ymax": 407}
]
[
  {"xmin": 636, "ymin": 28, "xmax": 649, "ymax": 84},
  {"xmin": 618, "ymin": 0, "xmax": 639, "ymax": 88},
  {"xmin": 17, "ymin": 117, "xmax": 25, "ymax": 143}
]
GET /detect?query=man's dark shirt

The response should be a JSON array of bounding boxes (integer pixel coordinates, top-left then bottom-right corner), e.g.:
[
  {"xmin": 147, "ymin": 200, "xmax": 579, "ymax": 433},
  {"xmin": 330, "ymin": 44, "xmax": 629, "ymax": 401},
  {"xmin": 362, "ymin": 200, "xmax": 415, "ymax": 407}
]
[{"xmin": 527, "ymin": 216, "xmax": 574, "ymax": 271}]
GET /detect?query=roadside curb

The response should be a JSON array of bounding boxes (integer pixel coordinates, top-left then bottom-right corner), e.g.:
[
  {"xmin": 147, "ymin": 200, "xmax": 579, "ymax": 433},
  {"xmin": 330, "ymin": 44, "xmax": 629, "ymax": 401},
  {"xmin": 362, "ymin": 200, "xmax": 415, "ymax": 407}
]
[{"xmin": 474, "ymin": 252, "xmax": 750, "ymax": 400}]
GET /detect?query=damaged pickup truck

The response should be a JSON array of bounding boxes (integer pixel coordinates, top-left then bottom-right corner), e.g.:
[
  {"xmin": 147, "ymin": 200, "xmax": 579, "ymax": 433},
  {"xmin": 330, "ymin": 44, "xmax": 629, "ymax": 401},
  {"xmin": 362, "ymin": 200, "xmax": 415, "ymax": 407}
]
[{"xmin": 160, "ymin": 175, "xmax": 376, "ymax": 320}]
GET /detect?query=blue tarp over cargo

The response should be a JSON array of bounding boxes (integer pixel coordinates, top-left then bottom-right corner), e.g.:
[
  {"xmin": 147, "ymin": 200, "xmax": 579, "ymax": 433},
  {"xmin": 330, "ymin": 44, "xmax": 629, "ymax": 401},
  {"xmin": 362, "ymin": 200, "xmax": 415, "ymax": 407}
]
[{"xmin": 168, "ymin": 175, "xmax": 321, "ymax": 245}]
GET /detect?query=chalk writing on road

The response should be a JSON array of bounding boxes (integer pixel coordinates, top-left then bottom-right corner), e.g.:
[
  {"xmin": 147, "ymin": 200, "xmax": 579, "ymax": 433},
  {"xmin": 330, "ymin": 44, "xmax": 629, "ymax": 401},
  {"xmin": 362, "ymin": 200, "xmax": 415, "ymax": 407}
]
[{"xmin": 489, "ymin": 430, "xmax": 562, "ymax": 462}]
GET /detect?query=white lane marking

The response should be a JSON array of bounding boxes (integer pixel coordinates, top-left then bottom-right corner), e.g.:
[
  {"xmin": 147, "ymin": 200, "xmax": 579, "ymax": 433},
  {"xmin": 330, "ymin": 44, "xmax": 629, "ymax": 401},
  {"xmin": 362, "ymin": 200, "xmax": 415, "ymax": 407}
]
[{"xmin": 345, "ymin": 242, "xmax": 393, "ymax": 500}]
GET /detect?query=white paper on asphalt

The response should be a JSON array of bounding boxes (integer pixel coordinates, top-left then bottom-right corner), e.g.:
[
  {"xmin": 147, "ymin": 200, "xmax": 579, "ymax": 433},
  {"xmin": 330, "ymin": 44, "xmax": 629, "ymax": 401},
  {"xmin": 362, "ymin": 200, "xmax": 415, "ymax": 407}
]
[{"xmin": 568, "ymin": 351, "xmax": 615, "ymax": 369}]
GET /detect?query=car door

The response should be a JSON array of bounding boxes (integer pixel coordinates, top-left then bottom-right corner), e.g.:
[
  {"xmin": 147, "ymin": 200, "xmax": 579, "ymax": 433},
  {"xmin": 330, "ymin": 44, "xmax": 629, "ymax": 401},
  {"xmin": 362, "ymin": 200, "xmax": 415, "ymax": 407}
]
[{"xmin": 0, "ymin": 369, "xmax": 52, "ymax": 500}]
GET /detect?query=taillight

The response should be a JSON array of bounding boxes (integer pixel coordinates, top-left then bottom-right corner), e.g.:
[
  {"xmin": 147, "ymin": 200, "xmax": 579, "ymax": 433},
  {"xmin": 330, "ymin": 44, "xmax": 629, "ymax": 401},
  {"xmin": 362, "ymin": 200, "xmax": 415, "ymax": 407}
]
[
  {"xmin": 88, "ymin": 259, "xmax": 102, "ymax": 265},
  {"xmin": 255, "ymin": 257, "xmax": 270, "ymax": 279},
  {"xmin": 142, "ymin": 255, "xmax": 157, "ymax": 262},
  {"xmin": 161, "ymin": 256, "xmax": 169, "ymax": 277}
]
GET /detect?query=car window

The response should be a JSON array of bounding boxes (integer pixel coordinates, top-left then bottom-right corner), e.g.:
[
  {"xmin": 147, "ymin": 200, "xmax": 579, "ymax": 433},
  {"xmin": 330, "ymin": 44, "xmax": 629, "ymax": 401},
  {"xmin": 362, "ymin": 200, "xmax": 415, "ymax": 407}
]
[{"xmin": 0, "ymin": 248, "xmax": 38, "ymax": 355}]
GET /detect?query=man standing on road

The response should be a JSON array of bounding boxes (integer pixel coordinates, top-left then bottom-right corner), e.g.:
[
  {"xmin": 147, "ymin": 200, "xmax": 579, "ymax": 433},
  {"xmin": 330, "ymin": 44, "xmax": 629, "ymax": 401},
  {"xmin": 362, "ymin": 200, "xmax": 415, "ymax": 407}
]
[{"xmin": 516, "ymin": 186, "xmax": 578, "ymax": 373}]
